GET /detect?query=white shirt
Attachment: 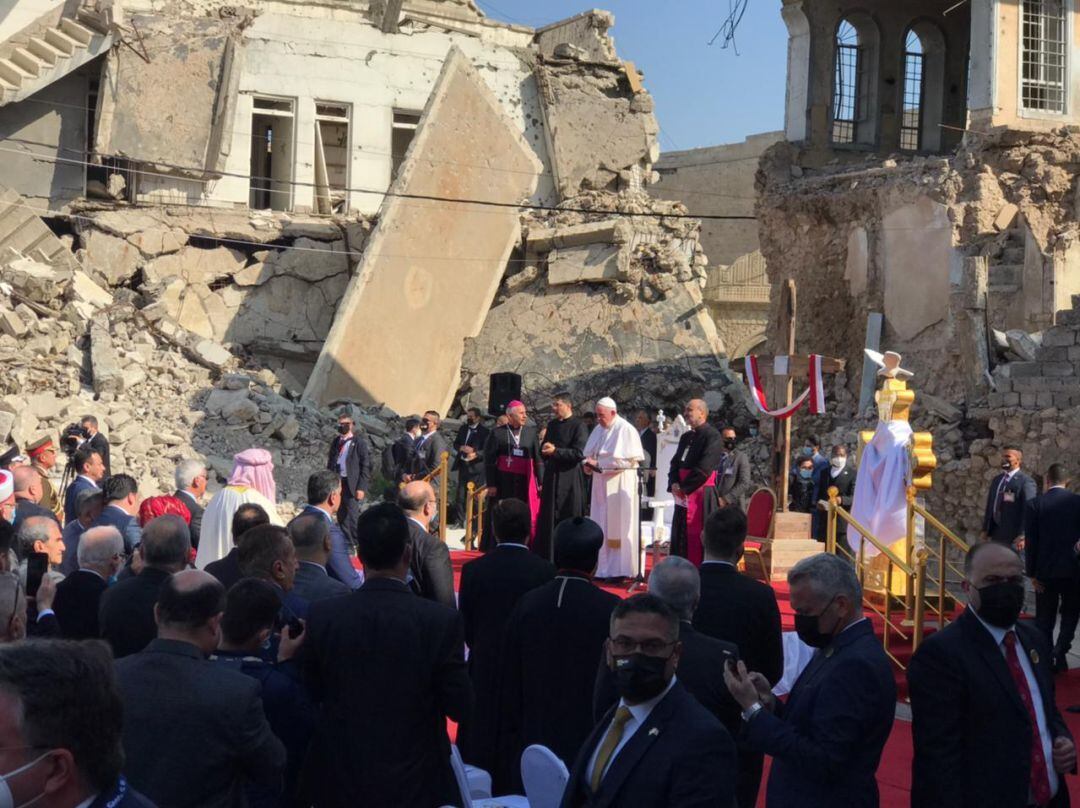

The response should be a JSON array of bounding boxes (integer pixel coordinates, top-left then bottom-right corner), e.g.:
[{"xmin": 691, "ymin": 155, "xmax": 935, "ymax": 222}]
[
  {"xmin": 587, "ymin": 676, "xmax": 677, "ymax": 784},
  {"xmin": 497, "ymin": 542, "xmax": 529, "ymax": 550},
  {"xmin": 337, "ymin": 435, "xmax": 352, "ymax": 477},
  {"xmin": 700, "ymin": 559, "xmax": 736, "ymax": 568},
  {"xmin": 971, "ymin": 609, "xmax": 1058, "ymax": 798}
]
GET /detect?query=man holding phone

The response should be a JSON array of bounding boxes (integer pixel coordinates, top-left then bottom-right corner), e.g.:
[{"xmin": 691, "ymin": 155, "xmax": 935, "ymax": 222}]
[{"xmin": 15, "ymin": 516, "xmax": 65, "ymax": 637}]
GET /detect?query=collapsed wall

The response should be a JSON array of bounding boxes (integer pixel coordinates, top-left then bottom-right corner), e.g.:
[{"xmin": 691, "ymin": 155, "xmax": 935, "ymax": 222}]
[{"xmin": 756, "ymin": 129, "xmax": 1080, "ymax": 538}]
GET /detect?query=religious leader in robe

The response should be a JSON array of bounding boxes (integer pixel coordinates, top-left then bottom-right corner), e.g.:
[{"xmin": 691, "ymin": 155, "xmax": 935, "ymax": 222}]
[
  {"xmin": 483, "ymin": 400, "xmax": 543, "ymax": 552},
  {"xmin": 668, "ymin": 399, "xmax": 725, "ymax": 566},
  {"xmin": 534, "ymin": 392, "xmax": 589, "ymax": 562},
  {"xmin": 582, "ymin": 397, "xmax": 644, "ymax": 579},
  {"xmin": 195, "ymin": 448, "xmax": 284, "ymax": 568}
]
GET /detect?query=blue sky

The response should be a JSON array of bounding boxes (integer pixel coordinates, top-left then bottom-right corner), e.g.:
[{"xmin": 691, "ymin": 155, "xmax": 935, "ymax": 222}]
[{"xmin": 476, "ymin": 0, "xmax": 789, "ymax": 152}]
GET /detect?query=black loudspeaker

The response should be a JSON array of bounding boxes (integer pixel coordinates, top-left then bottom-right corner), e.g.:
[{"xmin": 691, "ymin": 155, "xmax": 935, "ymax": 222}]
[{"xmin": 488, "ymin": 372, "xmax": 523, "ymax": 417}]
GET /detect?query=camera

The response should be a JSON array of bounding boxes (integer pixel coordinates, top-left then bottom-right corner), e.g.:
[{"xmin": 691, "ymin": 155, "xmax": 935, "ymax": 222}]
[{"xmin": 59, "ymin": 423, "xmax": 89, "ymax": 457}]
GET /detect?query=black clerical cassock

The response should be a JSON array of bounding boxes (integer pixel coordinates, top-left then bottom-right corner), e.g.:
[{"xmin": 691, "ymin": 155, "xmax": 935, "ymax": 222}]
[
  {"xmin": 483, "ymin": 424, "xmax": 543, "ymax": 551},
  {"xmin": 533, "ymin": 416, "xmax": 589, "ymax": 562},
  {"xmin": 668, "ymin": 423, "xmax": 725, "ymax": 565}
]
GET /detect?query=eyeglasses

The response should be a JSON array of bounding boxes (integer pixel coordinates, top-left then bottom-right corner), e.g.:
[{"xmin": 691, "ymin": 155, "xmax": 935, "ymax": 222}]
[{"xmin": 608, "ymin": 637, "xmax": 677, "ymax": 656}]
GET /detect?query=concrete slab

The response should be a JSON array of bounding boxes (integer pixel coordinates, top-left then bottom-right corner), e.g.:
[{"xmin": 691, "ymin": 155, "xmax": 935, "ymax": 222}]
[
  {"xmin": 304, "ymin": 46, "xmax": 542, "ymax": 413},
  {"xmin": 882, "ymin": 197, "xmax": 956, "ymax": 341},
  {"xmin": 547, "ymin": 242, "xmax": 621, "ymax": 285}
]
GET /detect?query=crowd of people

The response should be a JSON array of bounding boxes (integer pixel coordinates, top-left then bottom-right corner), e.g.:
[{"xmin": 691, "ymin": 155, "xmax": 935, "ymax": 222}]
[{"xmin": 0, "ymin": 403, "xmax": 1076, "ymax": 807}]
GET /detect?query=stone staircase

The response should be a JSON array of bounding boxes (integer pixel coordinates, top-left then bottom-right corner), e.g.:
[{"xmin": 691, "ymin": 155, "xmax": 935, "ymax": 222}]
[
  {"xmin": 0, "ymin": 184, "xmax": 80, "ymax": 272},
  {"xmin": 0, "ymin": 4, "xmax": 113, "ymax": 108},
  {"xmin": 985, "ymin": 222, "xmax": 1027, "ymax": 331}
]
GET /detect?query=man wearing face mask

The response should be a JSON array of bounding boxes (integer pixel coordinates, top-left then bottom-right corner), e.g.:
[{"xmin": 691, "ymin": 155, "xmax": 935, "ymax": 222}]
[
  {"xmin": 982, "ymin": 445, "xmax": 1038, "ymax": 550},
  {"xmin": 813, "ymin": 444, "xmax": 857, "ymax": 548},
  {"xmin": 908, "ymin": 542, "xmax": 1076, "ymax": 807},
  {"xmin": 326, "ymin": 411, "xmax": 371, "ymax": 549},
  {"xmin": 789, "ymin": 457, "xmax": 817, "ymax": 513},
  {"xmin": 561, "ymin": 593, "xmax": 736, "ymax": 807},
  {"xmin": 715, "ymin": 426, "xmax": 752, "ymax": 510},
  {"xmin": 115, "ymin": 570, "xmax": 285, "ymax": 808},
  {"xmin": 0, "ymin": 640, "xmax": 156, "ymax": 808},
  {"xmin": 724, "ymin": 553, "xmax": 895, "ymax": 808}
]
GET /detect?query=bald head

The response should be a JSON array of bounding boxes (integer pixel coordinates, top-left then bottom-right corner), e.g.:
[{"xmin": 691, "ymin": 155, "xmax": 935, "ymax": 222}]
[
  {"xmin": 77, "ymin": 526, "xmax": 124, "ymax": 575},
  {"xmin": 155, "ymin": 569, "xmax": 226, "ymax": 654},
  {"xmin": 684, "ymin": 399, "xmax": 708, "ymax": 429},
  {"xmin": 398, "ymin": 481, "xmax": 436, "ymax": 527},
  {"xmin": 11, "ymin": 467, "xmax": 40, "ymax": 502}
]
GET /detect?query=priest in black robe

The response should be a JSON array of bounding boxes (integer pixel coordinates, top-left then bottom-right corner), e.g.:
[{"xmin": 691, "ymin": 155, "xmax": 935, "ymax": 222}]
[
  {"xmin": 483, "ymin": 400, "xmax": 542, "ymax": 552},
  {"xmin": 534, "ymin": 393, "xmax": 589, "ymax": 562},
  {"xmin": 669, "ymin": 399, "xmax": 725, "ymax": 565}
]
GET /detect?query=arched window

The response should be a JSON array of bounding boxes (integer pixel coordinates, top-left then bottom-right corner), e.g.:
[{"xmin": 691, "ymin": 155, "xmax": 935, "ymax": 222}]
[
  {"xmin": 900, "ymin": 30, "xmax": 925, "ymax": 150},
  {"xmin": 833, "ymin": 20, "xmax": 861, "ymax": 144},
  {"xmin": 832, "ymin": 14, "xmax": 880, "ymax": 146},
  {"xmin": 1021, "ymin": 0, "xmax": 1067, "ymax": 113},
  {"xmin": 901, "ymin": 22, "xmax": 947, "ymax": 152}
]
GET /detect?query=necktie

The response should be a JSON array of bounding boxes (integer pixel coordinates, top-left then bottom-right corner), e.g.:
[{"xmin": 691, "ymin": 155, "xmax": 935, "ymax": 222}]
[
  {"xmin": 1003, "ymin": 631, "xmax": 1053, "ymax": 805},
  {"xmin": 590, "ymin": 706, "xmax": 633, "ymax": 792},
  {"xmin": 993, "ymin": 475, "xmax": 1008, "ymax": 523}
]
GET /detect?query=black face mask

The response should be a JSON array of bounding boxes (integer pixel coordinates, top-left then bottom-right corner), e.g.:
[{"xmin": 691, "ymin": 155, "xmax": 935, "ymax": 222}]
[
  {"xmin": 337, "ymin": 424, "xmax": 351, "ymax": 435},
  {"xmin": 611, "ymin": 653, "xmax": 670, "ymax": 702},
  {"xmin": 794, "ymin": 596, "xmax": 839, "ymax": 649},
  {"xmin": 723, "ymin": 438, "xmax": 737, "ymax": 451},
  {"xmin": 1000, "ymin": 461, "xmax": 1012, "ymax": 471},
  {"xmin": 975, "ymin": 581, "xmax": 1025, "ymax": 629}
]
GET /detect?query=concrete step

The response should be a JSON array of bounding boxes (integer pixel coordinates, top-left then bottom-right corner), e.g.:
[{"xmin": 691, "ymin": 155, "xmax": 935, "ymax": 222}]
[
  {"xmin": 26, "ymin": 36, "xmax": 65, "ymax": 67},
  {"xmin": 1002, "ymin": 246, "xmax": 1026, "ymax": 264},
  {"xmin": 59, "ymin": 18, "xmax": 93, "ymax": 46},
  {"xmin": 43, "ymin": 28, "xmax": 79, "ymax": 56},
  {"xmin": 9, "ymin": 47, "xmax": 43, "ymax": 78},
  {"xmin": 75, "ymin": 8, "xmax": 111, "ymax": 34},
  {"xmin": 770, "ymin": 538, "xmax": 821, "ymax": 582},
  {"xmin": 0, "ymin": 59, "xmax": 31, "ymax": 87}
]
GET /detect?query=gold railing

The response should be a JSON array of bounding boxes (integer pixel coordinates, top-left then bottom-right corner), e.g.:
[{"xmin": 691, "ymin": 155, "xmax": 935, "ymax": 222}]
[
  {"xmin": 826, "ymin": 488, "xmax": 928, "ymax": 668},
  {"xmin": 463, "ymin": 481, "xmax": 487, "ymax": 551},
  {"xmin": 907, "ymin": 487, "xmax": 969, "ymax": 632},
  {"xmin": 400, "ymin": 451, "xmax": 450, "ymax": 542}
]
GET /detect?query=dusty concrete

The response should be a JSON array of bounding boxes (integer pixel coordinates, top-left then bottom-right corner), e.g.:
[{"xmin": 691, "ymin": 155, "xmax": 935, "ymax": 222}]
[{"xmin": 304, "ymin": 47, "xmax": 542, "ymax": 413}]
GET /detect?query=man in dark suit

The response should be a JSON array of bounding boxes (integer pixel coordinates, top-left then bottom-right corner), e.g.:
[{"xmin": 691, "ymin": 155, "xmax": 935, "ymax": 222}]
[
  {"xmin": 983, "ymin": 445, "xmax": 1039, "ymax": 549},
  {"xmin": 213, "ymin": 578, "xmax": 314, "ymax": 807},
  {"xmin": 458, "ymin": 497, "xmax": 555, "ymax": 772},
  {"xmin": 408, "ymin": 411, "xmax": 450, "ymax": 489},
  {"xmin": 453, "ymin": 407, "xmax": 490, "ymax": 526},
  {"xmin": 288, "ymin": 512, "xmax": 350, "ymax": 603},
  {"xmin": 301, "ymin": 503, "xmax": 472, "ymax": 808},
  {"xmin": 10, "ymin": 466, "xmax": 57, "ymax": 530},
  {"xmin": 53, "ymin": 525, "xmax": 124, "ymax": 639},
  {"xmin": 205, "ymin": 503, "xmax": 269, "ymax": 590},
  {"xmin": 561, "ymin": 594, "xmax": 737, "ymax": 808},
  {"xmin": 383, "ymin": 418, "xmax": 419, "ymax": 488},
  {"xmin": 725, "ymin": 553, "xmax": 896, "ymax": 808},
  {"xmin": 80, "ymin": 415, "xmax": 111, "ymax": 478},
  {"xmin": 326, "ymin": 411, "xmax": 371, "ymax": 547},
  {"xmin": 715, "ymin": 425, "xmax": 753, "ymax": 510},
  {"xmin": 694, "ymin": 507, "xmax": 784, "ymax": 684},
  {"xmin": 633, "ymin": 409, "xmax": 657, "ymax": 510},
  {"xmin": 1026, "ymin": 462, "xmax": 1080, "ymax": 672},
  {"xmin": 498, "ymin": 517, "xmax": 620, "ymax": 791},
  {"xmin": 909, "ymin": 541, "xmax": 1077, "ymax": 807},
  {"xmin": 90, "ymin": 474, "xmax": 141, "ymax": 553},
  {"xmin": 594, "ymin": 557, "xmax": 747, "ymax": 804},
  {"xmin": 237, "ymin": 524, "xmax": 308, "ymax": 622},
  {"xmin": 398, "ymin": 480, "xmax": 455, "ymax": 608},
  {"xmin": 813, "ymin": 443, "xmax": 857, "ymax": 548},
  {"xmin": 63, "ymin": 445, "xmax": 104, "ymax": 527},
  {"xmin": 0, "ymin": 640, "xmax": 158, "ymax": 807},
  {"xmin": 299, "ymin": 470, "xmax": 363, "ymax": 590},
  {"xmin": 174, "ymin": 458, "xmax": 207, "ymax": 550},
  {"xmin": 100, "ymin": 514, "xmax": 190, "ymax": 658},
  {"xmin": 115, "ymin": 569, "xmax": 285, "ymax": 807}
]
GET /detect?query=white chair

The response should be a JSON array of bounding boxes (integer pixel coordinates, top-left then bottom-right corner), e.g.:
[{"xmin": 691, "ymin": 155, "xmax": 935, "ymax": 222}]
[
  {"xmin": 449, "ymin": 744, "xmax": 529, "ymax": 808},
  {"xmin": 521, "ymin": 744, "xmax": 569, "ymax": 808}
]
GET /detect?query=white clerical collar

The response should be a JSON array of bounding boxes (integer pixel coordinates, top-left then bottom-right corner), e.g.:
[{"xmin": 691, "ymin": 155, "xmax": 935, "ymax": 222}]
[{"xmin": 619, "ymin": 675, "xmax": 677, "ymax": 722}]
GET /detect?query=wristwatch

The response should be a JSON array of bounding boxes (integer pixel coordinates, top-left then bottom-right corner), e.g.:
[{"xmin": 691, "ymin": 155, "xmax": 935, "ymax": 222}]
[{"xmin": 741, "ymin": 702, "xmax": 764, "ymax": 722}]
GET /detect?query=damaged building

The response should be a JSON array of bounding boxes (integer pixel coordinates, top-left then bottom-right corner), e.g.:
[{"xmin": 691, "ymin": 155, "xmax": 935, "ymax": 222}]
[
  {"xmin": 0, "ymin": 0, "xmax": 755, "ymax": 426},
  {"xmin": 759, "ymin": 0, "xmax": 1080, "ymax": 537}
]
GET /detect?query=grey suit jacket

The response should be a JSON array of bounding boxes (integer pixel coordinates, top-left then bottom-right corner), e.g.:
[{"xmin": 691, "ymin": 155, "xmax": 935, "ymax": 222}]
[
  {"xmin": 175, "ymin": 489, "xmax": 205, "ymax": 549},
  {"xmin": 114, "ymin": 638, "xmax": 285, "ymax": 808},
  {"xmin": 293, "ymin": 561, "xmax": 350, "ymax": 603}
]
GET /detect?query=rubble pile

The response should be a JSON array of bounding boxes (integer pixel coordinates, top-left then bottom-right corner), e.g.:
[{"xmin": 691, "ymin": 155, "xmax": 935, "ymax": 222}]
[{"xmin": 0, "ymin": 243, "xmax": 421, "ymax": 511}]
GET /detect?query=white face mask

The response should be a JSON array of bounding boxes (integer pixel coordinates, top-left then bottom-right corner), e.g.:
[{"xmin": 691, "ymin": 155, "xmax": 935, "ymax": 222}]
[
  {"xmin": 0, "ymin": 750, "xmax": 51, "ymax": 808},
  {"xmin": 830, "ymin": 456, "xmax": 846, "ymax": 470}
]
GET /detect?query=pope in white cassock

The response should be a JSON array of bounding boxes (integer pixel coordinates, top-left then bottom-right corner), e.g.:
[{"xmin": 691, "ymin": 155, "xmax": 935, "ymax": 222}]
[
  {"xmin": 582, "ymin": 397, "xmax": 644, "ymax": 579},
  {"xmin": 195, "ymin": 448, "xmax": 284, "ymax": 569}
]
